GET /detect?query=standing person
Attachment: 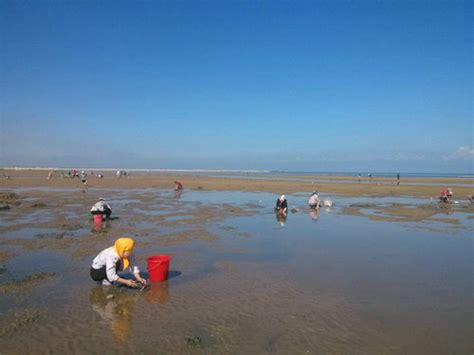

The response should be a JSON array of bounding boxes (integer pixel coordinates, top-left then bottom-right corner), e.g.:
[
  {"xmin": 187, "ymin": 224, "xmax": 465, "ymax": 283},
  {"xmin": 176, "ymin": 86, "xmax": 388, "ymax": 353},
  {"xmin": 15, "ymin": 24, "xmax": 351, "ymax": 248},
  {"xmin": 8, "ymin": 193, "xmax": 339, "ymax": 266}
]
[
  {"xmin": 397, "ymin": 173, "xmax": 400, "ymax": 185},
  {"xmin": 358, "ymin": 174, "xmax": 361, "ymax": 183},
  {"xmin": 174, "ymin": 181, "xmax": 183, "ymax": 190},
  {"xmin": 80, "ymin": 171, "xmax": 88, "ymax": 185},
  {"xmin": 275, "ymin": 195, "xmax": 288, "ymax": 214},
  {"xmin": 90, "ymin": 198, "xmax": 113, "ymax": 219},
  {"xmin": 116, "ymin": 170, "xmax": 121, "ymax": 179},
  {"xmin": 90, "ymin": 237, "xmax": 147, "ymax": 287},
  {"xmin": 308, "ymin": 191, "xmax": 320, "ymax": 209}
]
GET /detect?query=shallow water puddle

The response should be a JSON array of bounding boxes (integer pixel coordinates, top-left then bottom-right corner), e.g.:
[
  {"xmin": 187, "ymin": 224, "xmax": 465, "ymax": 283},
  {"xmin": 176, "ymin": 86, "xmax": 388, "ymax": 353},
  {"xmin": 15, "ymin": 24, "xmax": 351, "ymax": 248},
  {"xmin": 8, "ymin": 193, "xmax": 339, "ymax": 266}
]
[{"xmin": 0, "ymin": 188, "xmax": 472, "ymax": 353}]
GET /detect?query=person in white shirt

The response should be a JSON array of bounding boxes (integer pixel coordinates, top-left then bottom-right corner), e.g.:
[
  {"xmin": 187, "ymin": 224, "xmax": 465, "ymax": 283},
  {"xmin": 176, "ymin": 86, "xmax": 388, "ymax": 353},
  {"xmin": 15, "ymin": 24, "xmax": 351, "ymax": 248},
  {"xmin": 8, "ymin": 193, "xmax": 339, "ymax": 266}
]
[
  {"xmin": 90, "ymin": 198, "xmax": 112, "ymax": 219},
  {"xmin": 90, "ymin": 237, "xmax": 147, "ymax": 287},
  {"xmin": 308, "ymin": 191, "xmax": 320, "ymax": 209}
]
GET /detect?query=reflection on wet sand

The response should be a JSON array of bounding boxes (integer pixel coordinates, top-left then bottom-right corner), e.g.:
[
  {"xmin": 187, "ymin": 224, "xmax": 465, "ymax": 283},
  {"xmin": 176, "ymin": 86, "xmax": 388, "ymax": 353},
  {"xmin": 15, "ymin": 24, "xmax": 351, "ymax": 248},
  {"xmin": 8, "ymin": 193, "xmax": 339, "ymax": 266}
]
[
  {"xmin": 309, "ymin": 209, "xmax": 319, "ymax": 221},
  {"xmin": 90, "ymin": 220, "xmax": 111, "ymax": 233},
  {"xmin": 146, "ymin": 281, "xmax": 170, "ymax": 304},
  {"xmin": 90, "ymin": 287, "xmax": 136, "ymax": 342},
  {"xmin": 89, "ymin": 282, "xmax": 171, "ymax": 343},
  {"xmin": 275, "ymin": 212, "xmax": 287, "ymax": 227}
]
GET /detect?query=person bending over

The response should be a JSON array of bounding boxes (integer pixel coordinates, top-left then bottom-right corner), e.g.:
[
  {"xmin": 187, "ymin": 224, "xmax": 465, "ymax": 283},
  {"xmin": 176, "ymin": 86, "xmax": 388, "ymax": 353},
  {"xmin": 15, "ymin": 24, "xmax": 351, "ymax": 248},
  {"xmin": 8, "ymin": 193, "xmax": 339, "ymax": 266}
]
[
  {"xmin": 439, "ymin": 188, "xmax": 453, "ymax": 203},
  {"xmin": 90, "ymin": 237, "xmax": 147, "ymax": 287},
  {"xmin": 308, "ymin": 191, "xmax": 320, "ymax": 209},
  {"xmin": 90, "ymin": 198, "xmax": 112, "ymax": 220},
  {"xmin": 275, "ymin": 195, "xmax": 288, "ymax": 214}
]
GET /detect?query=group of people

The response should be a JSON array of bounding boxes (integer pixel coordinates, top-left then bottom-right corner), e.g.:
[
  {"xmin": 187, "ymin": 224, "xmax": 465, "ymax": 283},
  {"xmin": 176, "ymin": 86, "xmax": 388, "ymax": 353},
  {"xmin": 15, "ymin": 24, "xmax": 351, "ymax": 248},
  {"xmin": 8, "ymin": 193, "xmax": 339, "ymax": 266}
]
[
  {"xmin": 274, "ymin": 191, "xmax": 323, "ymax": 215},
  {"xmin": 89, "ymin": 181, "xmax": 469, "ymax": 289},
  {"xmin": 116, "ymin": 170, "xmax": 128, "ymax": 178},
  {"xmin": 89, "ymin": 197, "xmax": 147, "ymax": 287}
]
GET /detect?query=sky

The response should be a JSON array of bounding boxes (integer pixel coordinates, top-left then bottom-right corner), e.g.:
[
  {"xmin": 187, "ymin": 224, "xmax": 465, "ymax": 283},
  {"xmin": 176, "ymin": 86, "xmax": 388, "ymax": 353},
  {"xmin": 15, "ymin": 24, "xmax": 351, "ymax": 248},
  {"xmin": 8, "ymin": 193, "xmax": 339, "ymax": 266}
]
[{"xmin": 1, "ymin": 0, "xmax": 472, "ymax": 173}]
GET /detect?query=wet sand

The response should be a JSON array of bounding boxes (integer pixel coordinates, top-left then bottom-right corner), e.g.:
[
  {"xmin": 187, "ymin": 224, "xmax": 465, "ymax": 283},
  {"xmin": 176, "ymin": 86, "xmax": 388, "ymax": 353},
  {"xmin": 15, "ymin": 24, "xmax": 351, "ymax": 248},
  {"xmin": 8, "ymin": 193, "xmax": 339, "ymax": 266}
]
[
  {"xmin": 1, "ymin": 168, "xmax": 473, "ymax": 198},
  {"xmin": 0, "ymin": 170, "xmax": 473, "ymax": 353}
]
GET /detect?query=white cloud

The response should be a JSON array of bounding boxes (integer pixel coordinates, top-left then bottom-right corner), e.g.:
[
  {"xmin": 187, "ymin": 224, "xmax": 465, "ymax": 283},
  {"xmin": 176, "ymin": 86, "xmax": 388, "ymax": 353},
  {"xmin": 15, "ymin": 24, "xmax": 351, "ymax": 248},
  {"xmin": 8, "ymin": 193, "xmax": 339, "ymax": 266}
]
[{"xmin": 443, "ymin": 146, "xmax": 474, "ymax": 161}]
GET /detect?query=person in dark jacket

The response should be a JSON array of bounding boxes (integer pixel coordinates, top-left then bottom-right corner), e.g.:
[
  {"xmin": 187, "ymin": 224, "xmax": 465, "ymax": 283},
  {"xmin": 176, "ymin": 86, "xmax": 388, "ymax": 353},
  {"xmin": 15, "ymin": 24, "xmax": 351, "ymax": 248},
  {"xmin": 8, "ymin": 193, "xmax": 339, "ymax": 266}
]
[{"xmin": 275, "ymin": 195, "xmax": 288, "ymax": 214}]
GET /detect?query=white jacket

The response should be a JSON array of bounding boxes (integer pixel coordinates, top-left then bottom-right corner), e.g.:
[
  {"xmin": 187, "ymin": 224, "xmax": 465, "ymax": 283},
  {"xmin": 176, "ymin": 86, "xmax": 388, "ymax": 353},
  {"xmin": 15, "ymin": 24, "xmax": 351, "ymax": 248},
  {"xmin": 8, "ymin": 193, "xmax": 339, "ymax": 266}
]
[
  {"xmin": 308, "ymin": 194, "xmax": 320, "ymax": 206},
  {"xmin": 91, "ymin": 246, "xmax": 140, "ymax": 282}
]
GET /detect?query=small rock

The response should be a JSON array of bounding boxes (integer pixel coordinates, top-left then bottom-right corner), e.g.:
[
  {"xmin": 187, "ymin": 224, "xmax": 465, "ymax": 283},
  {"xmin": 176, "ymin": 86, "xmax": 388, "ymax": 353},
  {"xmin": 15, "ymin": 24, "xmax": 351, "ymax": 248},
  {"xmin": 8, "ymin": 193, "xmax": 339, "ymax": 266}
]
[
  {"xmin": 0, "ymin": 205, "xmax": 11, "ymax": 211},
  {"xmin": 106, "ymin": 294, "xmax": 114, "ymax": 300}
]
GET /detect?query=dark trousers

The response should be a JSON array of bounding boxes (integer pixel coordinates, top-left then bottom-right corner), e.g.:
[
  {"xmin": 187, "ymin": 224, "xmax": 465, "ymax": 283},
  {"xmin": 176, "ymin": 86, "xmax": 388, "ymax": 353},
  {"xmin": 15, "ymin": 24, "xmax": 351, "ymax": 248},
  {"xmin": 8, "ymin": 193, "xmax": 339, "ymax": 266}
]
[{"xmin": 90, "ymin": 260, "xmax": 121, "ymax": 282}]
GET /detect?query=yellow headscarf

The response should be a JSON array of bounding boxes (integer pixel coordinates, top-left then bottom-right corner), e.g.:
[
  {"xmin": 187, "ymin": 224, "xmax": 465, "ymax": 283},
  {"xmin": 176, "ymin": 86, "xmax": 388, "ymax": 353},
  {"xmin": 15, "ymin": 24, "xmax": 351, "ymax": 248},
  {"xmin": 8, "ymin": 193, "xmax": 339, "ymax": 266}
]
[{"xmin": 114, "ymin": 238, "xmax": 135, "ymax": 271}]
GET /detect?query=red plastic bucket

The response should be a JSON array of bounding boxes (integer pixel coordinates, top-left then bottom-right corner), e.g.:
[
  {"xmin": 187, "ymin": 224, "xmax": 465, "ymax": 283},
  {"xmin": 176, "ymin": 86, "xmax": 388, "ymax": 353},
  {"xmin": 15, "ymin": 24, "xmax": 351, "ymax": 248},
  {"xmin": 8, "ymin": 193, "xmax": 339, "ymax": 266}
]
[
  {"xmin": 147, "ymin": 255, "xmax": 171, "ymax": 282},
  {"xmin": 93, "ymin": 214, "xmax": 103, "ymax": 224}
]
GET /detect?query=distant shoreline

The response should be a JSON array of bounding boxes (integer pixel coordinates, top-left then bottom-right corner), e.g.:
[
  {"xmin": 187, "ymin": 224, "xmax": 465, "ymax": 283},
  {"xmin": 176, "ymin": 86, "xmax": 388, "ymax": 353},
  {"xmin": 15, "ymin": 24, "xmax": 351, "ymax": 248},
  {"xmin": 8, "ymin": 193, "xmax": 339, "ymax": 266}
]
[
  {"xmin": 1, "ymin": 166, "xmax": 472, "ymax": 179},
  {"xmin": 1, "ymin": 168, "xmax": 473, "ymax": 199}
]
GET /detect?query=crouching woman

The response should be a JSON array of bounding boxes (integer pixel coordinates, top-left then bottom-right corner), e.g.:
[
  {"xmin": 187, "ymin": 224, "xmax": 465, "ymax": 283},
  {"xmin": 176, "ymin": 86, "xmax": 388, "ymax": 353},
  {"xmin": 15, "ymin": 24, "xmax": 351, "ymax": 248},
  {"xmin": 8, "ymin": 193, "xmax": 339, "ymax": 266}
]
[{"xmin": 90, "ymin": 237, "xmax": 147, "ymax": 287}]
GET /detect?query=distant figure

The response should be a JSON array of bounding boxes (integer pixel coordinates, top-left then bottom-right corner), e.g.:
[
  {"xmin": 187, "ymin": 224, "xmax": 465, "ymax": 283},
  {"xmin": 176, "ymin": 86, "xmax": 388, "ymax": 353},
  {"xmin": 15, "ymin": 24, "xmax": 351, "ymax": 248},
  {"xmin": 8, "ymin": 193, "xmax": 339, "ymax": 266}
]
[
  {"xmin": 358, "ymin": 174, "xmax": 361, "ymax": 183},
  {"xmin": 468, "ymin": 195, "xmax": 473, "ymax": 204},
  {"xmin": 116, "ymin": 170, "xmax": 121, "ymax": 179},
  {"xmin": 275, "ymin": 195, "xmax": 288, "ymax": 214},
  {"xmin": 80, "ymin": 171, "xmax": 88, "ymax": 185},
  {"xmin": 368, "ymin": 173, "xmax": 373, "ymax": 182},
  {"xmin": 91, "ymin": 198, "xmax": 113, "ymax": 220},
  {"xmin": 47, "ymin": 171, "xmax": 53, "ymax": 180},
  {"xmin": 439, "ymin": 188, "xmax": 453, "ymax": 203},
  {"xmin": 308, "ymin": 191, "xmax": 320, "ymax": 209},
  {"xmin": 73, "ymin": 169, "xmax": 79, "ymax": 178},
  {"xmin": 397, "ymin": 173, "xmax": 400, "ymax": 185},
  {"xmin": 174, "ymin": 181, "xmax": 183, "ymax": 190}
]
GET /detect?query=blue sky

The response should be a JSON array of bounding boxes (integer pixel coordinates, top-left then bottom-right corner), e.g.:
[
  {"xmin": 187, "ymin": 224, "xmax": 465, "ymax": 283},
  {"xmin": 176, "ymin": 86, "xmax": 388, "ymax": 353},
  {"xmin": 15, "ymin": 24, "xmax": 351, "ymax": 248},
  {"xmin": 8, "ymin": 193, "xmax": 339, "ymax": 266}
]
[{"xmin": 1, "ymin": 1, "xmax": 472, "ymax": 173}]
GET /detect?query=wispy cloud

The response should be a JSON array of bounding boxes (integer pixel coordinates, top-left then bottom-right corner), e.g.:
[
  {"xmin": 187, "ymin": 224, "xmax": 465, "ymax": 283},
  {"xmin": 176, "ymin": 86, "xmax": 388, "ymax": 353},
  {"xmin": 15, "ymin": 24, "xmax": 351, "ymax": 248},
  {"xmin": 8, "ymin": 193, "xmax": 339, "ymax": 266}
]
[{"xmin": 443, "ymin": 146, "xmax": 474, "ymax": 161}]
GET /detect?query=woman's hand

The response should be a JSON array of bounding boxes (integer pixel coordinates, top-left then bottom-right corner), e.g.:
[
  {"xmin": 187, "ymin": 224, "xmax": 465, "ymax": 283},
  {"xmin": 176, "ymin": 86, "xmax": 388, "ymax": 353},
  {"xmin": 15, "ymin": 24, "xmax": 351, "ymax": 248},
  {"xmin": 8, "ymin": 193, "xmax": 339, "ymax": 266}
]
[
  {"xmin": 121, "ymin": 279, "xmax": 138, "ymax": 288},
  {"xmin": 135, "ymin": 275, "xmax": 147, "ymax": 285}
]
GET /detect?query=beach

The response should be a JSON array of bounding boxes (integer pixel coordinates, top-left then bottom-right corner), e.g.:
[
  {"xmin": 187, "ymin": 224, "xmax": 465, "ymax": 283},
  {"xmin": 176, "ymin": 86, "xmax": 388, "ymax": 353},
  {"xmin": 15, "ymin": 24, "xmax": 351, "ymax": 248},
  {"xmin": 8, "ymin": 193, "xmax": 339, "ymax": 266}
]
[
  {"xmin": 1, "ymin": 168, "xmax": 473, "ymax": 197},
  {"xmin": 0, "ymin": 169, "xmax": 473, "ymax": 353}
]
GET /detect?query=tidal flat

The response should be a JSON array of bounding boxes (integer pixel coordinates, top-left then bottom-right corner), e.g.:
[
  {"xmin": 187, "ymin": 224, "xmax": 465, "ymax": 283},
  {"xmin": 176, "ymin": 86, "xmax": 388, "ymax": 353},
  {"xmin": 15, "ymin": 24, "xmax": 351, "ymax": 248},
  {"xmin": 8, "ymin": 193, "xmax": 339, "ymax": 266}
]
[{"xmin": 0, "ymin": 172, "xmax": 473, "ymax": 353}]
